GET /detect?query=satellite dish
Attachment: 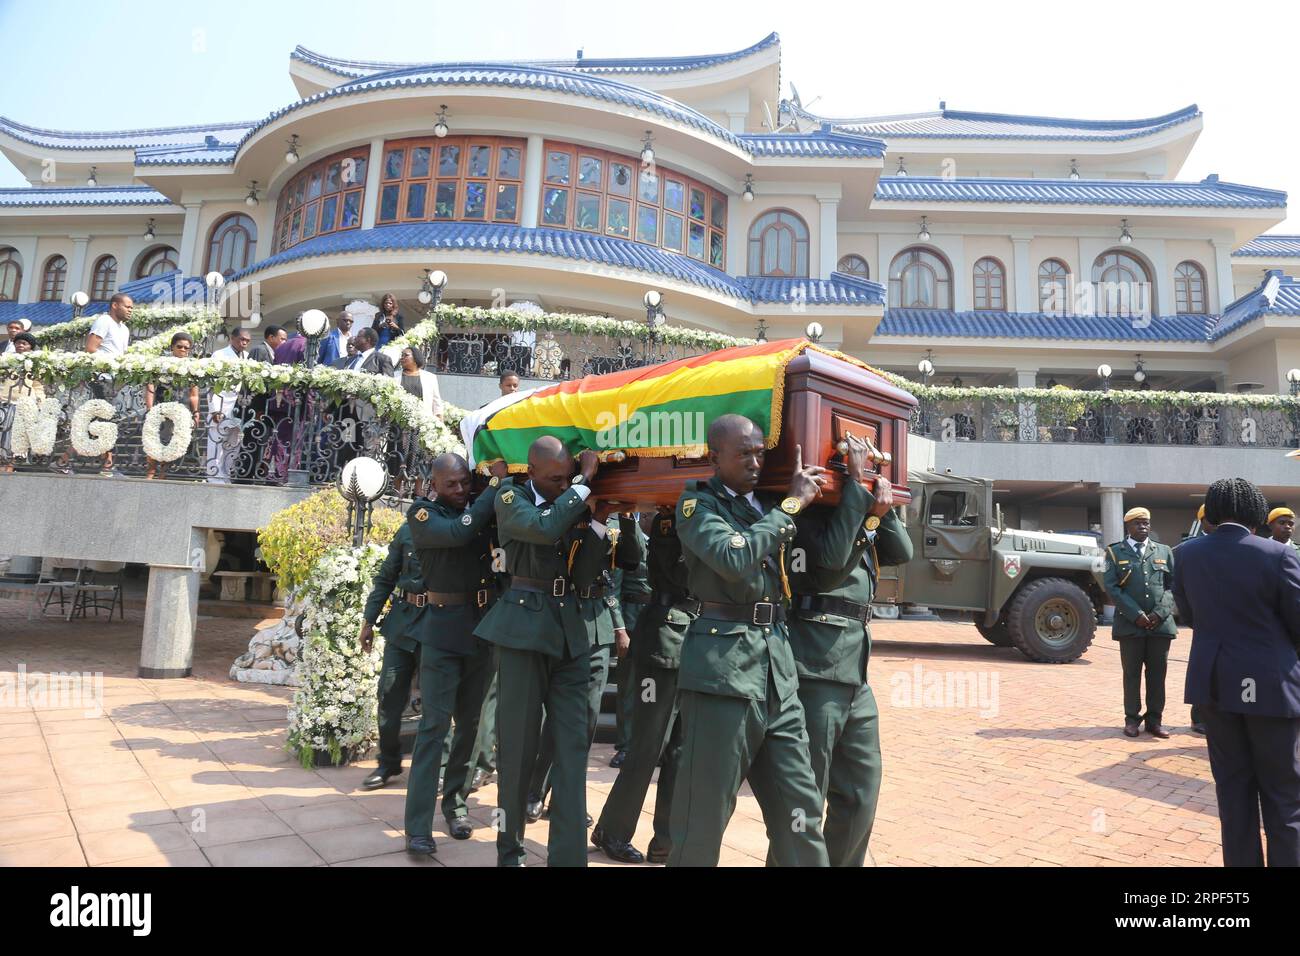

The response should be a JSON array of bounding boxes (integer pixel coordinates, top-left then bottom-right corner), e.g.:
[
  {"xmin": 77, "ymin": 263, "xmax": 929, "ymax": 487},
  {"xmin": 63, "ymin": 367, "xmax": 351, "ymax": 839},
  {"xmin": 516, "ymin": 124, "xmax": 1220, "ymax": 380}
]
[
  {"xmin": 789, "ymin": 82, "xmax": 803, "ymax": 111},
  {"xmin": 762, "ymin": 101, "xmax": 776, "ymax": 131}
]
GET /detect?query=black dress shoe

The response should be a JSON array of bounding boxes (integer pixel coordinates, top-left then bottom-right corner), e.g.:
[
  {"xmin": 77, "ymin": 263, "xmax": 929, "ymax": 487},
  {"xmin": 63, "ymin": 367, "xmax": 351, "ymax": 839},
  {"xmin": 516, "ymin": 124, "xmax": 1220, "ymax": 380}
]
[
  {"xmin": 1147, "ymin": 723, "xmax": 1170, "ymax": 739},
  {"xmin": 406, "ymin": 835, "xmax": 438, "ymax": 857},
  {"xmin": 594, "ymin": 833, "xmax": 645, "ymax": 864},
  {"xmin": 448, "ymin": 816, "xmax": 473, "ymax": 840},
  {"xmin": 361, "ymin": 767, "xmax": 401, "ymax": 790},
  {"xmin": 591, "ymin": 825, "xmax": 605, "ymax": 848},
  {"xmin": 469, "ymin": 768, "xmax": 490, "ymax": 792},
  {"xmin": 609, "ymin": 749, "xmax": 627, "ymax": 768},
  {"xmin": 525, "ymin": 797, "xmax": 544, "ymax": 823},
  {"xmin": 586, "ymin": 814, "xmax": 593, "ymax": 828},
  {"xmin": 1123, "ymin": 720, "xmax": 1140, "ymax": 738},
  {"xmin": 646, "ymin": 839, "xmax": 669, "ymax": 865}
]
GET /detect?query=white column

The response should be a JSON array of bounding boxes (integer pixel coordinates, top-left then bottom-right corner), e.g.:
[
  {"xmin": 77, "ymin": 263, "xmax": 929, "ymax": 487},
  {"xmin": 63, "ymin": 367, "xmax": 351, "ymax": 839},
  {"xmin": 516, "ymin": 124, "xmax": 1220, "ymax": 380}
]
[
  {"xmin": 178, "ymin": 203, "xmax": 203, "ymax": 276},
  {"xmin": 1099, "ymin": 486, "xmax": 1129, "ymax": 549},
  {"xmin": 818, "ymin": 198, "xmax": 839, "ymax": 279},
  {"xmin": 521, "ymin": 134, "xmax": 544, "ymax": 229},
  {"xmin": 65, "ymin": 236, "xmax": 90, "ymax": 302},
  {"xmin": 1011, "ymin": 236, "xmax": 1033, "ymax": 313},
  {"xmin": 1211, "ymin": 239, "xmax": 1236, "ymax": 312},
  {"xmin": 139, "ymin": 561, "xmax": 200, "ymax": 678},
  {"xmin": 726, "ymin": 111, "xmax": 747, "ymax": 134},
  {"xmin": 359, "ymin": 138, "xmax": 385, "ymax": 230}
]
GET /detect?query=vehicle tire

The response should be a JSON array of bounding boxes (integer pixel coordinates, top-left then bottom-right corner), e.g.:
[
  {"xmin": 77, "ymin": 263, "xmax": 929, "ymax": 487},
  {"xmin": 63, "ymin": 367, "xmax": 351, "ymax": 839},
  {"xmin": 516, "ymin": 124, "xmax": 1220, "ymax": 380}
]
[
  {"xmin": 1005, "ymin": 576, "xmax": 1095, "ymax": 663},
  {"xmin": 975, "ymin": 619, "xmax": 1014, "ymax": 646}
]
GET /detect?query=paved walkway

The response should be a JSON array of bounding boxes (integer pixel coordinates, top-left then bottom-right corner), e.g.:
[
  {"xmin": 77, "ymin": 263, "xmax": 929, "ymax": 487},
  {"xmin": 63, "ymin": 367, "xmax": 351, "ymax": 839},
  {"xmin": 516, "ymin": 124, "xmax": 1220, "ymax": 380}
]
[{"xmin": 0, "ymin": 598, "xmax": 1220, "ymax": 866}]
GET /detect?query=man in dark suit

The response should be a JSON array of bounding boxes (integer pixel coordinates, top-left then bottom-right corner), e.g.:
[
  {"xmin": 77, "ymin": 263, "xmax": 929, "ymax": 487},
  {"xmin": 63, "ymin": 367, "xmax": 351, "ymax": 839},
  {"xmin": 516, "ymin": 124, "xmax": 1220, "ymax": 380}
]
[
  {"xmin": 248, "ymin": 325, "xmax": 285, "ymax": 363},
  {"xmin": 1173, "ymin": 477, "xmax": 1300, "ymax": 867},
  {"xmin": 333, "ymin": 327, "xmax": 393, "ymax": 375}
]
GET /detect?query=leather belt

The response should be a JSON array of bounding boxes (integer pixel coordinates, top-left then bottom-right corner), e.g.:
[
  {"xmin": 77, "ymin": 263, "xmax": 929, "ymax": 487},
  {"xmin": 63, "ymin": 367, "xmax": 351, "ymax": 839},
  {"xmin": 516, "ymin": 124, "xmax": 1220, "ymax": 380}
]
[
  {"xmin": 794, "ymin": 594, "xmax": 872, "ymax": 623},
  {"xmin": 509, "ymin": 575, "xmax": 572, "ymax": 598},
  {"xmin": 403, "ymin": 588, "xmax": 495, "ymax": 609},
  {"xmin": 652, "ymin": 592, "xmax": 690, "ymax": 608},
  {"xmin": 697, "ymin": 600, "xmax": 785, "ymax": 626},
  {"xmin": 622, "ymin": 592, "xmax": 653, "ymax": 605},
  {"xmin": 579, "ymin": 584, "xmax": 607, "ymax": 600}
]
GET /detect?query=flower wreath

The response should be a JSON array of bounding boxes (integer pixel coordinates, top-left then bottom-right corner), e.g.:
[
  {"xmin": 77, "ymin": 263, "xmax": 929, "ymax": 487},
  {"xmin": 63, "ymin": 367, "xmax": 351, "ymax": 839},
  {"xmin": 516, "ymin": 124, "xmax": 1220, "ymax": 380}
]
[{"xmin": 142, "ymin": 401, "xmax": 194, "ymax": 463}]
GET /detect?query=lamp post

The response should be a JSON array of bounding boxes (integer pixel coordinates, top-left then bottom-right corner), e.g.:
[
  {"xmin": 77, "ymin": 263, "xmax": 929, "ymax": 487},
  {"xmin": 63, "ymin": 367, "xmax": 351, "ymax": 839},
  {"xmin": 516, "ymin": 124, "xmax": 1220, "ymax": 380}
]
[
  {"xmin": 1288, "ymin": 368, "xmax": 1300, "ymax": 397},
  {"xmin": 340, "ymin": 456, "xmax": 389, "ymax": 546},
  {"xmin": 205, "ymin": 271, "xmax": 225, "ymax": 310},
  {"xmin": 285, "ymin": 309, "xmax": 330, "ymax": 488},
  {"xmin": 754, "ymin": 317, "xmax": 768, "ymax": 344},
  {"xmin": 299, "ymin": 308, "xmax": 328, "ymax": 369},
  {"xmin": 805, "ymin": 321, "xmax": 824, "ymax": 343},
  {"xmin": 1288, "ymin": 369, "xmax": 1300, "ymax": 448},
  {"xmin": 1097, "ymin": 363, "xmax": 1114, "ymax": 444},
  {"xmin": 917, "ymin": 353, "xmax": 935, "ymax": 435},
  {"xmin": 70, "ymin": 290, "xmax": 90, "ymax": 320},
  {"xmin": 418, "ymin": 269, "xmax": 448, "ymax": 310},
  {"xmin": 643, "ymin": 289, "xmax": 665, "ymax": 362}
]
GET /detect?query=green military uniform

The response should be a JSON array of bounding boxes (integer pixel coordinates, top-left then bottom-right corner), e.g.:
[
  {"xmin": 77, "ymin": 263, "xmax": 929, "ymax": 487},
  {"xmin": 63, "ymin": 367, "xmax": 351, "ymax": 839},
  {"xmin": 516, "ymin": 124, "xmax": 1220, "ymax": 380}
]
[
  {"xmin": 362, "ymin": 524, "xmax": 424, "ymax": 778},
  {"xmin": 769, "ymin": 480, "xmax": 913, "ymax": 867},
  {"xmin": 472, "ymin": 476, "xmax": 610, "ymax": 866},
  {"xmin": 595, "ymin": 507, "xmax": 694, "ymax": 858},
  {"xmin": 401, "ymin": 483, "xmax": 501, "ymax": 839},
  {"xmin": 667, "ymin": 476, "xmax": 830, "ymax": 867},
  {"xmin": 470, "ymin": 669, "xmax": 498, "ymax": 778},
  {"xmin": 613, "ymin": 521, "xmax": 653, "ymax": 753},
  {"xmin": 1103, "ymin": 537, "xmax": 1177, "ymax": 728}
]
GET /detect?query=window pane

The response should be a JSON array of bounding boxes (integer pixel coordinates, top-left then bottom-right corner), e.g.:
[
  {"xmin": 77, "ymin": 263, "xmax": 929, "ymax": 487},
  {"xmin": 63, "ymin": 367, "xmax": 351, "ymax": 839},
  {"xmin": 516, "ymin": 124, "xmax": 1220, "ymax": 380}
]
[
  {"xmin": 290, "ymin": 210, "xmax": 301, "ymax": 244},
  {"xmin": 664, "ymin": 179, "xmax": 685, "ymax": 212},
  {"xmin": 293, "ymin": 179, "xmax": 306, "ymax": 206},
  {"xmin": 406, "ymin": 182, "xmax": 428, "ymax": 219},
  {"xmin": 384, "ymin": 148, "xmax": 404, "ymax": 179},
  {"xmin": 301, "ymin": 202, "xmax": 318, "ymax": 238},
  {"xmin": 348, "ymin": 156, "xmax": 367, "ymax": 187},
  {"xmin": 409, "ymin": 146, "xmax": 431, "ymax": 179},
  {"xmin": 688, "ymin": 221, "xmax": 705, "ymax": 259},
  {"xmin": 543, "ymin": 187, "xmax": 568, "ymax": 225},
  {"xmin": 689, "ymin": 188, "xmax": 706, "ymax": 221},
  {"xmin": 307, "ymin": 170, "xmax": 323, "ymax": 200},
  {"xmin": 434, "ymin": 182, "xmax": 457, "ymax": 219},
  {"xmin": 463, "ymin": 181, "xmax": 487, "ymax": 219},
  {"xmin": 638, "ymin": 170, "xmax": 659, "ymax": 204},
  {"xmin": 711, "ymin": 196, "xmax": 725, "ymax": 230},
  {"xmin": 546, "ymin": 151, "xmax": 571, "ymax": 185},
  {"xmin": 576, "ymin": 193, "xmax": 601, "ymax": 231},
  {"xmin": 438, "ymin": 145, "xmax": 461, "ymax": 176},
  {"xmin": 636, "ymin": 206, "xmax": 658, "ymax": 244},
  {"xmin": 710, "ymin": 231, "xmax": 724, "ymax": 268},
  {"xmin": 663, "ymin": 214, "xmax": 684, "ymax": 251},
  {"xmin": 579, "ymin": 156, "xmax": 602, "ymax": 189},
  {"xmin": 325, "ymin": 162, "xmax": 342, "ymax": 193},
  {"xmin": 379, "ymin": 184, "xmax": 400, "ymax": 222},
  {"xmin": 469, "ymin": 145, "xmax": 491, "ymax": 178},
  {"xmin": 341, "ymin": 191, "xmax": 361, "ymax": 228},
  {"xmin": 606, "ymin": 198, "xmax": 631, "ymax": 238},
  {"xmin": 609, "ymin": 162, "xmax": 633, "ymax": 197},
  {"xmin": 494, "ymin": 183, "xmax": 519, "ymax": 221},
  {"xmin": 320, "ymin": 195, "xmax": 338, "ymax": 231},
  {"xmin": 278, "ymin": 220, "xmax": 289, "ymax": 251},
  {"xmin": 498, "ymin": 146, "xmax": 521, "ymax": 180}
]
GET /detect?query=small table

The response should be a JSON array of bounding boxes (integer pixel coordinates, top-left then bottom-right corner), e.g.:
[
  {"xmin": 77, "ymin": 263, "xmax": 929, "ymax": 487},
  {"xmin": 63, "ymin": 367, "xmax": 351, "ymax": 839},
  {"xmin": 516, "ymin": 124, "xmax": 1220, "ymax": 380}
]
[{"xmin": 213, "ymin": 571, "xmax": 278, "ymax": 603}]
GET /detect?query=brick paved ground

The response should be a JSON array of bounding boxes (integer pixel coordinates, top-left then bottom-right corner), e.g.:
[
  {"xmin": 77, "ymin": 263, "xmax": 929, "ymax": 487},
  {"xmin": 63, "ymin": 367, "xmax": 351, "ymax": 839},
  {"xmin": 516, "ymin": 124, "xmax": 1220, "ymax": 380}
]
[{"xmin": 0, "ymin": 597, "xmax": 1220, "ymax": 866}]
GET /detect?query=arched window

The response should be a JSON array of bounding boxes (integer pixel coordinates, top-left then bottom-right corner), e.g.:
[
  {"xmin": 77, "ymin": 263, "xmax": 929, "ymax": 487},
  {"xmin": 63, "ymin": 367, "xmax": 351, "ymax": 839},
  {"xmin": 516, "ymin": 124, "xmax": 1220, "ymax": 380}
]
[
  {"xmin": 1174, "ymin": 260, "xmax": 1207, "ymax": 314},
  {"xmin": 90, "ymin": 256, "xmax": 117, "ymax": 301},
  {"xmin": 888, "ymin": 247, "xmax": 952, "ymax": 309},
  {"xmin": 0, "ymin": 247, "xmax": 20, "ymax": 301},
  {"xmin": 136, "ymin": 246, "xmax": 179, "ymax": 279},
  {"xmin": 747, "ymin": 209, "xmax": 809, "ymax": 277},
  {"xmin": 837, "ymin": 254, "xmax": 870, "ymax": 278},
  {"xmin": 1091, "ymin": 250, "xmax": 1152, "ymax": 317},
  {"xmin": 972, "ymin": 257, "xmax": 1006, "ymax": 310},
  {"xmin": 1038, "ymin": 258, "xmax": 1071, "ymax": 313},
  {"xmin": 205, "ymin": 214, "xmax": 257, "ymax": 278},
  {"xmin": 40, "ymin": 255, "xmax": 67, "ymax": 302}
]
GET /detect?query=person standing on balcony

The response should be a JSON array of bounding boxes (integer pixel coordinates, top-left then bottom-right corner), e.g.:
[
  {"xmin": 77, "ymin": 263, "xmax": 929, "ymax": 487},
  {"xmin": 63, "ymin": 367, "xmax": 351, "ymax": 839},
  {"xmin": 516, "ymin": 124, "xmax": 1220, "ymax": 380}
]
[
  {"xmin": 1104, "ymin": 507, "xmax": 1177, "ymax": 739},
  {"xmin": 143, "ymin": 332, "xmax": 201, "ymax": 480},
  {"xmin": 206, "ymin": 327, "xmax": 250, "ymax": 484},
  {"xmin": 316, "ymin": 308, "xmax": 355, "ymax": 368},
  {"xmin": 372, "ymin": 292, "xmax": 405, "ymax": 348},
  {"xmin": 1267, "ymin": 508, "xmax": 1299, "ymax": 553},
  {"xmin": 248, "ymin": 325, "xmax": 285, "ymax": 363},
  {"xmin": 1, "ymin": 319, "xmax": 23, "ymax": 354}
]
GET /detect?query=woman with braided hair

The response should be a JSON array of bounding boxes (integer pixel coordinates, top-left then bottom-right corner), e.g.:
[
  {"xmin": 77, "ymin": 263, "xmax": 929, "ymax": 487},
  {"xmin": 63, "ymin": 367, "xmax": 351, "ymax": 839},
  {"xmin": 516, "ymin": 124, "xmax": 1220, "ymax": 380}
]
[{"xmin": 1173, "ymin": 477, "xmax": 1300, "ymax": 866}]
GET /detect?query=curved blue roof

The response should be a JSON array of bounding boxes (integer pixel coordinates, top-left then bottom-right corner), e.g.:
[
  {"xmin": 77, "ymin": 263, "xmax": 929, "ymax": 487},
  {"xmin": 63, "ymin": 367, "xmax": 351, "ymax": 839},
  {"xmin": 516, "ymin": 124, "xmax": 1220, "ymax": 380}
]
[
  {"xmin": 877, "ymin": 308, "xmax": 1212, "ymax": 342},
  {"xmin": 874, "ymin": 175, "xmax": 1285, "ymax": 209},
  {"xmin": 0, "ymin": 116, "xmax": 255, "ymax": 151},
  {"xmin": 0, "ymin": 186, "xmax": 172, "ymax": 207},
  {"xmin": 1210, "ymin": 270, "xmax": 1300, "ymax": 339},
  {"xmin": 228, "ymin": 221, "xmax": 884, "ymax": 307},
  {"xmin": 792, "ymin": 104, "xmax": 1200, "ymax": 142},
  {"xmin": 1232, "ymin": 235, "xmax": 1300, "ymax": 257}
]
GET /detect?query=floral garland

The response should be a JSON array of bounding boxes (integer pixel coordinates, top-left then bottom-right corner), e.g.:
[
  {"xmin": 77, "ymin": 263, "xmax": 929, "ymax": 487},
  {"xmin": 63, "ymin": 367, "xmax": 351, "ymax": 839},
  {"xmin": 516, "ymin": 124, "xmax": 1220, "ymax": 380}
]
[
  {"xmin": 69, "ymin": 398, "xmax": 118, "ymax": 457},
  {"xmin": 286, "ymin": 543, "xmax": 387, "ymax": 767},
  {"xmin": 31, "ymin": 305, "xmax": 222, "ymax": 352},
  {"xmin": 126, "ymin": 310, "xmax": 227, "ymax": 355},
  {"xmin": 141, "ymin": 401, "xmax": 193, "ymax": 462},
  {"xmin": 9, "ymin": 395, "xmax": 60, "ymax": 457}
]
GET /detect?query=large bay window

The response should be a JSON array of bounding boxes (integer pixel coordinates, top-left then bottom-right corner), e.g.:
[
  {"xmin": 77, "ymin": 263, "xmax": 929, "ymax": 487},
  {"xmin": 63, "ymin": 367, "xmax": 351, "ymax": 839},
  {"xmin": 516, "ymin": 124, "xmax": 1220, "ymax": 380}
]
[
  {"xmin": 272, "ymin": 147, "xmax": 369, "ymax": 253},
  {"xmin": 378, "ymin": 136, "xmax": 524, "ymax": 225}
]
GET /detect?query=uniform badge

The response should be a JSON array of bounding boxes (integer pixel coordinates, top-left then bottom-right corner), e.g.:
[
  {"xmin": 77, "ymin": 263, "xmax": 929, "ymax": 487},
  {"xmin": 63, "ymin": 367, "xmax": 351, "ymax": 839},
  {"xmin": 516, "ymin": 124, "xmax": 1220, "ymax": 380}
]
[
  {"xmin": 489, "ymin": 476, "xmax": 500, "ymax": 487},
  {"xmin": 414, "ymin": 508, "xmax": 429, "ymax": 522},
  {"xmin": 501, "ymin": 489, "xmax": 515, "ymax": 505},
  {"xmin": 1003, "ymin": 555, "xmax": 1021, "ymax": 579},
  {"xmin": 682, "ymin": 499, "xmax": 697, "ymax": 518},
  {"xmin": 659, "ymin": 519, "xmax": 673, "ymax": 536},
  {"xmin": 542, "ymin": 508, "xmax": 553, "ymax": 516},
  {"xmin": 461, "ymin": 514, "xmax": 473, "ymax": 526},
  {"xmin": 729, "ymin": 534, "xmax": 746, "ymax": 549}
]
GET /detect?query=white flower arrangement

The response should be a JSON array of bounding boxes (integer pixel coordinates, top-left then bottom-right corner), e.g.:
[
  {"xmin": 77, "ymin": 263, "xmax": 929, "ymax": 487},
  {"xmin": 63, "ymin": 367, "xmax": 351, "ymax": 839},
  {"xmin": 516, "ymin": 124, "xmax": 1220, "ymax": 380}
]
[
  {"xmin": 127, "ymin": 310, "xmax": 227, "ymax": 355},
  {"xmin": 32, "ymin": 305, "xmax": 222, "ymax": 352},
  {"xmin": 9, "ymin": 395, "xmax": 60, "ymax": 457},
  {"xmin": 141, "ymin": 401, "xmax": 193, "ymax": 462},
  {"xmin": 286, "ymin": 542, "xmax": 388, "ymax": 767},
  {"xmin": 69, "ymin": 398, "xmax": 118, "ymax": 457}
]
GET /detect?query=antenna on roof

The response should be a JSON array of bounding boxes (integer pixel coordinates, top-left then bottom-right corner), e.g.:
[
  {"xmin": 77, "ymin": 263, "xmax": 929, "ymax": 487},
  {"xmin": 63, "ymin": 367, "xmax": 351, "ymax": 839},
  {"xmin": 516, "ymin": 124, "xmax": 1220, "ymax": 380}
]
[
  {"xmin": 763, "ymin": 101, "xmax": 799, "ymax": 134},
  {"xmin": 939, "ymin": 100, "xmax": 947, "ymax": 110},
  {"xmin": 576, "ymin": 48, "xmax": 584, "ymax": 62}
]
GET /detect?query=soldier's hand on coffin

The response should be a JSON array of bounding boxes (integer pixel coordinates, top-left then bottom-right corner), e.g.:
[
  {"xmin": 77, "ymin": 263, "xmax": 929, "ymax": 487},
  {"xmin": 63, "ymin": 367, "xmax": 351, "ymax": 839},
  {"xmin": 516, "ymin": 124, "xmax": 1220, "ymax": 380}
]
[
  {"xmin": 488, "ymin": 459, "xmax": 509, "ymax": 480},
  {"xmin": 869, "ymin": 475, "xmax": 894, "ymax": 516},
  {"xmin": 615, "ymin": 627, "xmax": 630, "ymax": 659},
  {"xmin": 359, "ymin": 621, "xmax": 374, "ymax": 653},
  {"xmin": 578, "ymin": 448, "xmax": 599, "ymax": 483},
  {"xmin": 845, "ymin": 434, "xmax": 869, "ymax": 481},
  {"xmin": 788, "ymin": 444, "xmax": 829, "ymax": 508}
]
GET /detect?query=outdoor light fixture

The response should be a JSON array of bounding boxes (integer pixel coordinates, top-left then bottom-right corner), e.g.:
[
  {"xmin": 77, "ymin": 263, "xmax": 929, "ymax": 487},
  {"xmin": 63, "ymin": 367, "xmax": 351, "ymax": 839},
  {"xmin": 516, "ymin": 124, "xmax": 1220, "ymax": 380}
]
[
  {"xmin": 419, "ymin": 268, "xmax": 448, "ymax": 308},
  {"xmin": 144, "ymin": 218, "xmax": 156, "ymax": 241},
  {"xmin": 285, "ymin": 134, "xmax": 301, "ymax": 165},
  {"xmin": 86, "ymin": 166, "xmax": 97, "ymax": 187},
  {"xmin": 640, "ymin": 131, "xmax": 655, "ymax": 167},
  {"xmin": 644, "ymin": 288, "xmax": 665, "ymax": 326},
  {"xmin": 917, "ymin": 216, "xmax": 931, "ymax": 242},
  {"xmin": 433, "ymin": 105, "xmax": 450, "ymax": 138},
  {"xmin": 755, "ymin": 317, "xmax": 768, "ymax": 343},
  {"xmin": 952, "ymin": 376, "xmax": 963, "ymax": 387},
  {"xmin": 1097, "ymin": 363, "xmax": 1113, "ymax": 392},
  {"xmin": 205, "ymin": 271, "xmax": 225, "ymax": 290},
  {"xmin": 1133, "ymin": 355, "xmax": 1146, "ymax": 384},
  {"xmin": 742, "ymin": 173, "xmax": 755, "ymax": 203},
  {"xmin": 1288, "ymin": 368, "xmax": 1300, "ymax": 396},
  {"xmin": 299, "ymin": 309, "xmax": 328, "ymax": 338},
  {"xmin": 1069, "ymin": 159, "xmax": 1080, "ymax": 180},
  {"xmin": 245, "ymin": 181, "xmax": 259, "ymax": 207},
  {"xmin": 1046, "ymin": 377, "xmax": 1058, "ymax": 388},
  {"xmin": 895, "ymin": 156, "xmax": 908, "ymax": 177},
  {"xmin": 1119, "ymin": 218, "xmax": 1133, "ymax": 245},
  {"xmin": 805, "ymin": 321, "xmax": 824, "ymax": 342},
  {"xmin": 70, "ymin": 290, "xmax": 90, "ymax": 319},
  {"xmin": 918, "ymin": 350, "xmax": 935, "ymax": 381},
  {"xmin": 340, "ymin": 456, "xmax": 389, "ymax": 545}
]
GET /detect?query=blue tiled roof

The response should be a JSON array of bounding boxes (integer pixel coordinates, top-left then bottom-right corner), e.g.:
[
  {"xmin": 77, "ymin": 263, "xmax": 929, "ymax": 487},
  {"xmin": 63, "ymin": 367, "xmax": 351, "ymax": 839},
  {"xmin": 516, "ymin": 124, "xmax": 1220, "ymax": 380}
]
[
  {"xmin": 0, "ymin": 300, "xmax": 108, "ymax": 327},
  {"xmin": 738, "ymin": 130, "xmax": 885, "ymax": 158},
  {"xmin": 1232, "ymin": 235, "xmax": 1300, "ymax": 257},
  {"xmin": 1209, "ymin": 270, "xmax": 1300, "ymax": 340},
  {"xmin": 135, "ymin": 142, "xmax": 237, "ymax": 166},
  {"xmin": 0, "ymin": 116, "xmax": 255, "ymax": 151},
  {"xmin": 873, "ymin": 175, "xmax": 1285, "ymax": 209},
  {"xmin": 115, "ymin": 272, "xmax": 210, "ymax": 305},
  {"xmin": 0, "ymin": 186, "xmax": 172, "ymax": 207},
  {"xmin": 291, "ymin": 33, "xmax": 780, "ymax": 79},
  {"xmin": 229, "ymin": 222, "xmax": 884, "ymax": 307},
  {"xmin": 877, "ymin": 309, "xmax": 1213, "ymax": 342},
  {"xmin": 792, "ymin": 104, "xmax": 1200, "ymax": 141}
]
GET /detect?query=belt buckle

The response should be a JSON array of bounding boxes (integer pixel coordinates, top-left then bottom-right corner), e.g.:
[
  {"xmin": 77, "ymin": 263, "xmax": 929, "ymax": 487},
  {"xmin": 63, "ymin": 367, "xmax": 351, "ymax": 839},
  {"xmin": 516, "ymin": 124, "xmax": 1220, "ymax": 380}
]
[
  {"xmin": 552, "ymin": 578, "xmax": 567, "ymax": 598},
  {"xmin": 752, "ymin": 602, "xmax": 775, "ymax": 626},
  {"xmin": 476, "ymin": 588, "xmax": 489, "ymax": 608},
  {"xmin": 412, "ymin": 592, "xmax": 427, "ymax": 608}
]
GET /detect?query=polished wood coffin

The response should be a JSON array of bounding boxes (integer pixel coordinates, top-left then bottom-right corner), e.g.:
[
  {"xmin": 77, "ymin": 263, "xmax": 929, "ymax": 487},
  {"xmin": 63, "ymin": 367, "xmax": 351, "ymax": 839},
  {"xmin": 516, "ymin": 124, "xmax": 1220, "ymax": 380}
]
[{"xmin": 590, "ymin": 349, "xmax": 917, "ymax": 509}]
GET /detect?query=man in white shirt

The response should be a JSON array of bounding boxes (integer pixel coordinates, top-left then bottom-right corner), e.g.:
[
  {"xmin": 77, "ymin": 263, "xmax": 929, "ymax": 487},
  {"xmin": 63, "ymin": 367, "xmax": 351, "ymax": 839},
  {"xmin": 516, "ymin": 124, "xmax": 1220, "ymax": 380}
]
[
  {"xmin": 85, "ymin": 294, "xmax": 133, "ymax": 357},
  {"xmin": 207, "ymin": 327, "xmax": 252, "ymax": 483}
]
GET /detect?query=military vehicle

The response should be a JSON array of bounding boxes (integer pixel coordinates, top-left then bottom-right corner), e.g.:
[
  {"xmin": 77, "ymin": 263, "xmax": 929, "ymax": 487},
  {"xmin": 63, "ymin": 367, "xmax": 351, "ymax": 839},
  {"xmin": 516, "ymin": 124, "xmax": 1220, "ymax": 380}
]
[{"xmin": 873, "ymin": 470, "xmax": 1108, "ymax": 663}]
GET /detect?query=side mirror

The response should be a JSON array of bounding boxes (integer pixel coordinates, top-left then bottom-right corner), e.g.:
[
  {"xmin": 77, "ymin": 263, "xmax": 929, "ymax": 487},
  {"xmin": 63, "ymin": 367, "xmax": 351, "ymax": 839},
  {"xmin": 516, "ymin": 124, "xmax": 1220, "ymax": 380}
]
[{"xmin": 992, "ymin": 502, "xmax": 1005, "ymax": 543}]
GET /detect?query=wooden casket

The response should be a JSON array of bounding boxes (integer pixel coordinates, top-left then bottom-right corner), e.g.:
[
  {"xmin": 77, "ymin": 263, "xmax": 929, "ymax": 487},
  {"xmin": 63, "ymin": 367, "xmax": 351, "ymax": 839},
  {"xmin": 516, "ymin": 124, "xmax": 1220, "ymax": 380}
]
[{"xmin": 590, "ymin": 349, "xmax": 917, "ymax": 509}]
